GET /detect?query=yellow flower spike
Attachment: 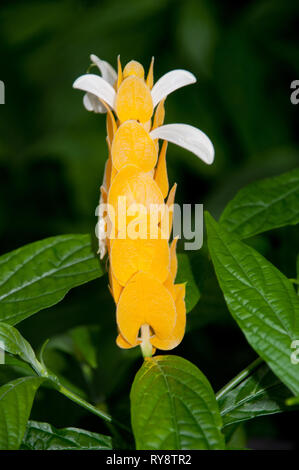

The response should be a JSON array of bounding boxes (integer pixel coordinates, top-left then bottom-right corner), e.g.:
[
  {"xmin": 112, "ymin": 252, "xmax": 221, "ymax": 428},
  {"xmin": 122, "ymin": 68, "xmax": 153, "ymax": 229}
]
[
  {"xmin": 117, "ymin": 272, "xmax": 176, "ymax": 346},
  {"xmin": 115, "ymin": 76, "xmax": 153, "ymax": 123},
  {"xmin": 108, "ymin": 266, "xmax": 123, "ymax": 304},
  {"xmin": 146, "ymin": 57, "xmax": 154, "ymax": 89},
  {"xmin": 110, "ymin": 236, "xmax": 170, "ymax": 286},
  {"xmin": 111, "ymin": 120, "xmax": 158, "ymax": 172},
  {"xmin": 117, "ymin": 55, "xmax": 122, "ymax": 89},
  {"xmin": 152, "ymin": 98, "xmax": 165, "ymax": 130},
  {"xmin": 123, "ymin": 60, "xmax": 145, "ymax": 79},
  {"xmin": 154, "ymin": 140, "xmax": 169, "ymax": 198},
  {"xmin": 73, "ymin": 56, "xmax": 217, "ymax": 356},
  {"xmin": 108, "ymin": 164, "xmax": 164, "ymax": 231},
  {"xmin": 152, "ymin": 283, "xmax": 186, "ymax": 351}
]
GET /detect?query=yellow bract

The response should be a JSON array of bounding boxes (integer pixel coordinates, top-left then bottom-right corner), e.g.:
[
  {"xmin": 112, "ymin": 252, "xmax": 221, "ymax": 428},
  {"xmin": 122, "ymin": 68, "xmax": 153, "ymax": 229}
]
[
  {"xmin": 115, "ymin": 76, "xmax": 153, "ymax": 123},
  {"xmin": 154, "ymin": 140, "xmax": 169, "ymax": 198},
  {"xmin": 108, "ymin": 267, "xmax": 123, "ymax": 304},
  {"xmin": 106, "ymin": 106, "xmax": 117, "ymax": 146},
  {"xmin": 116, "ymin": 332, "xmax": 138, "ymax": 349},
  {"xmin": 163, "ymin": 237, "xmax": 178, "ymax": 298},
  {"xmin": 112, "ymin": 121, "xmax": 157, "ymax": 172},
  {"xmin": 117, "ymin": 272, "xmax": 177, "ymax": 345},
  {"xmin": 108, "ymin": 164, "xmax": 164, "ymax": 230},
  {"xmin": 152, "ymin": 283, "xmax": 186, "ymax": 350},
  {"xmin": 146, "ymin": 57, "xmax": 154, "ymax": 89},
  {"xmin": 110, "ymin": 236, "xmax": 170, "ymax": 286},
  {"xmin": 152, "ymin": 98, "xmax": 165, "ymax": 130},
  {"xmin": 123, "ymin": 60, "xmax": 145, "ymax": 79}
]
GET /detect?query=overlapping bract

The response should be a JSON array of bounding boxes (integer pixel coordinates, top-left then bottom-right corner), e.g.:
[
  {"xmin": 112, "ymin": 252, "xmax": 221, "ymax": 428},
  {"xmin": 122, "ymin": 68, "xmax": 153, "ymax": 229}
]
[{"xmin": 74, "ymin": 56, "xmax": 214, "ymax": 355}]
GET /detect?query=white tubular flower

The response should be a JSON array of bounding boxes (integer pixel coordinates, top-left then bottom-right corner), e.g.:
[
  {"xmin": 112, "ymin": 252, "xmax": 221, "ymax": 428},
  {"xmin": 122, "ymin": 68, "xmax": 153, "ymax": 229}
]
[
  {"xmin": 150, "ymin": 123, "xmax": 214, "ymax": 165},
  {"xmin": 73, "ymin": 74, "xmax": 116, "ymax": 111},
  {"xmin": 151, "ymin": 69, "xmax": 196, "ymax": 108},
  {"xmin": 97, "ymin": 213, "xmax": 107, "ymax": 259},
  {"xmin": 77, "ymin": 55, "xmax": 117, "ymax": 113},
  {"xmin": 90, "ymin": 54, "xmax": 117, "ymax": 85}
]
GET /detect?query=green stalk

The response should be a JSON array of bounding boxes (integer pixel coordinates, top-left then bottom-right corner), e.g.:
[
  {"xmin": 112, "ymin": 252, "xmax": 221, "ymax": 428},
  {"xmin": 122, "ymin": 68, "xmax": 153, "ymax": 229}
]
[
  {"xmin": 33, "ymin": 355, "xmax": 131, "ymax": 435},
  {"xmin": 216, "ymin": 357, "xmax": 263, "ymax": 401},
  {"xmin": 58, "ymin": 384, "xmax": 131, "ymax": 434}
]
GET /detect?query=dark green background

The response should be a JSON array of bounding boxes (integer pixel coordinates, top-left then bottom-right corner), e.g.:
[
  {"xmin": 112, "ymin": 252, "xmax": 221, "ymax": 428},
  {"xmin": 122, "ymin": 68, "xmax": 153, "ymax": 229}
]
[{"xmin": 0, "ymin": 0, "xmax": 298, "ymax": 449}]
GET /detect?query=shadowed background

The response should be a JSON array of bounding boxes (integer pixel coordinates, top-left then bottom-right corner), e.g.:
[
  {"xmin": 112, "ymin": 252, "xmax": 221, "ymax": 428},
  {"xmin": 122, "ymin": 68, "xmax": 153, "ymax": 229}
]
[{"xmin": 0, "ymin": 0, "xmax": 298, "ymax": 449}]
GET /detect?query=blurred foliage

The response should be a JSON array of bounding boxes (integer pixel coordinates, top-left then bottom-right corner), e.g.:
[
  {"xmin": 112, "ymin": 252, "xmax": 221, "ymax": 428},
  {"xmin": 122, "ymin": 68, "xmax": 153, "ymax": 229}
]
[{"xmin": 0, "ymin": 0, "xmax": 298, "ymax": 449}]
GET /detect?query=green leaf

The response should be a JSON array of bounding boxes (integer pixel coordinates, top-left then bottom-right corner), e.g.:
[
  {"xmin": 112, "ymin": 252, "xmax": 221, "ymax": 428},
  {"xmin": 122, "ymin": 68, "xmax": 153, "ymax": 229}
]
[
  {"xmin": 220, "ymin": 168, "xmax": 299, "ymax": 239},
  {"xmin": 0, "ymin": 234, "xmax": 103, "ymax": 325},
  {"xmin": 225, "ymin": 425, "xmax": 247, "ymax": 450},
  {"xmin": 176, "ymin": 253, "xmax": 200, "ymax": 312},
  {"xmin": 21, "ymin": 420, "xmax": 112, "ymax": 450},
  {"xmin": 0, "ymin": 322, "xmax": 41, "ymax": 373},
  {"xmin": 205, "ymin": 212, "xmax": 299, "ymax": 395},
  {"xmin": 130, "ymin": 355, "xmax": 225, "ymax": 450},
  {"xmin": 1, "ymin": 356, "xmax": 36, "ymax": 379},
  {"xmin": 218, "ymin": 363, "xmax": 291, "ymax": 428},
  {"xmin": 0, "ymin": 377, "xmax": 44, "ymax": 450}
]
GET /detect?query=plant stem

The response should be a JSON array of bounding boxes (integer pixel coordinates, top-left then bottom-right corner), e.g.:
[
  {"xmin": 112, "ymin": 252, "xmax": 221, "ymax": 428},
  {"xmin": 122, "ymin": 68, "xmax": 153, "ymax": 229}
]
[
  {"xmin": 58, "ymin": 384, "xmax": 131, "ymax": 434},
  {"xmin": 216, "ymin": 357, "xmax": 264, "ymax": 401},
  {"xmin": 33, "ymin": 342, "xmax": 131, "ymax": 435}
]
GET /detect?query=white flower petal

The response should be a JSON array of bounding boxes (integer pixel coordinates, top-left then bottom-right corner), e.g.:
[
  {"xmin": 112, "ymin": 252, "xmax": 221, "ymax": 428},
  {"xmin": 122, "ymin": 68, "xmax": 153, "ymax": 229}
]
[
  {"xmin": 151, "ymin": 70, "xmax": 196, "ymax": 107},
  {"xmin": 73, "ymin": 74, "xmax": 116, "ymax": 109},
  {"xmin": 90, "ymin": 54, "xmax": 117, "ymax": 86},
  {"xmin": 150, "ymin": 123, "xmax": 214, "ymax": 165},
  {"xmin": 97, "ymin": 215, "xmax": 107, "ymax": 259},
  {"xmin": 83, "ymin": 92, "xmax": 107, "ymax": 113},
  {"xmin": 96, "ymin": 186, "xmax": 108, "ymax": 259},
  {"xmin": 98, "ymin": 239, "xmax": 107, "ymax": 259}
]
